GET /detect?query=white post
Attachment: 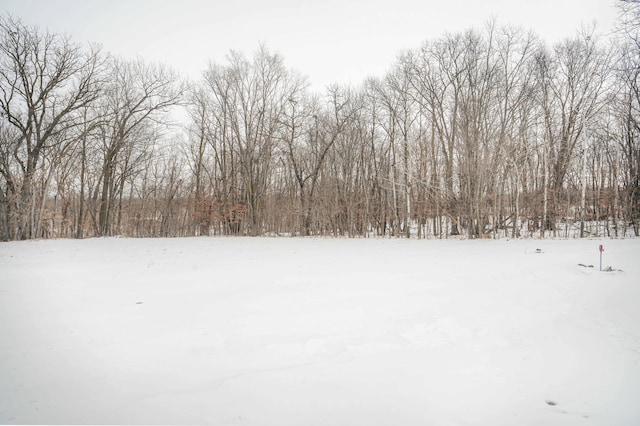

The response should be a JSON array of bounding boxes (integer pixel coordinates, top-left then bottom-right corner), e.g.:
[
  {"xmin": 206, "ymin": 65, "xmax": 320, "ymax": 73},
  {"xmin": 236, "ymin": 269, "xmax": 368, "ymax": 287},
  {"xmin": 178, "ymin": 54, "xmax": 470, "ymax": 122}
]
[{"xmin": 599, "ymin": 244, "xmax": 604, "ymax": 271}]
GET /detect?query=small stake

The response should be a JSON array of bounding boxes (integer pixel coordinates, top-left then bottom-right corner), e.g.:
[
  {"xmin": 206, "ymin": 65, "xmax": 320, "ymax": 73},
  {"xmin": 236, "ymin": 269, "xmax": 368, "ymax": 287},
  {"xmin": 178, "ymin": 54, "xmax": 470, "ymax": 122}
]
[{"xmin": 599, "ymin": 244, "xmax": 604, "ymax": 271}]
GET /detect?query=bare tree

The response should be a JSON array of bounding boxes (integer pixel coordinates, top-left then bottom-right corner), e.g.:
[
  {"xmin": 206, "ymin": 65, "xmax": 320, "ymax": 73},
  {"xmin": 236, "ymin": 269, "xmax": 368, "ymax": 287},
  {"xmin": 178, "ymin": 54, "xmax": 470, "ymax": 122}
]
[
  {"xmin": 0, "ymin": 15, "xmax": 103, "ymax": 239},
  {"xmin": 536, "ymin": 28, "xmax": 611, "ymax": 236},
  {"xmin": 0, "ymin": 122, "xmax": 20, "ymax": 240},
  {"xmin": 615, "ymin": 0, "xmax": 640, "ymax": 235},
  {"xmin": 200, "ymin": 46, "xmax": 300, "ymax": 235},
  {"xmin": 410, "ymin": 33, "xmax": 469, "ymax": 236},
  {"xmin": 94, "ymin": 57, "xmax": 183, "ymax": 236},
  {"xmin": 185, "ymin": 85, "xmax": 214, "ymax": 235}
]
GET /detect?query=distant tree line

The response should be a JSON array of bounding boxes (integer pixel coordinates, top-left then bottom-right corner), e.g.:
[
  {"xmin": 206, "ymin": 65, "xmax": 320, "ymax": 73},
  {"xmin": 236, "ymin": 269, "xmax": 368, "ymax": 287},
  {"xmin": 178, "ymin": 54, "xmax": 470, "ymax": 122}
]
[{"xmin": 1, "ymin": 2, "xmax": 639, "ymax": 240}]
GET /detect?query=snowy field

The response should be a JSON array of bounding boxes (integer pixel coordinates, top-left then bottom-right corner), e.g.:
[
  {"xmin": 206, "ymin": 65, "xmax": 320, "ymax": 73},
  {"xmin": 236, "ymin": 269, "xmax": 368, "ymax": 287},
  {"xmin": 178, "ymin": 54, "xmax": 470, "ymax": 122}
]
[{"xmin": 0, "ymin": 237, "xmax": 639, "ymax": 425}]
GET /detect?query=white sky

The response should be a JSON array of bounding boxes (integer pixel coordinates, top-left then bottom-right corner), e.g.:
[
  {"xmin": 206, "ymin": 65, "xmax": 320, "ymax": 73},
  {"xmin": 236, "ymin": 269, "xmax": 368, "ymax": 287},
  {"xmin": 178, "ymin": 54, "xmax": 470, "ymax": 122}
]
[{"xmin": 2, "ymin": 0, "xmax": 619, "ymax": 91}]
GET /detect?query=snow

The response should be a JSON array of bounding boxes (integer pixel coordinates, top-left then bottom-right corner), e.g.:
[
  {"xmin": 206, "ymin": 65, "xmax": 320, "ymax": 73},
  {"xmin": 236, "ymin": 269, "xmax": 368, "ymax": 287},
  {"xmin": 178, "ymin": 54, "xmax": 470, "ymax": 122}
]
[{"xmin": 0, "ymin": 237, "xmax": 639, "ymax": 425}]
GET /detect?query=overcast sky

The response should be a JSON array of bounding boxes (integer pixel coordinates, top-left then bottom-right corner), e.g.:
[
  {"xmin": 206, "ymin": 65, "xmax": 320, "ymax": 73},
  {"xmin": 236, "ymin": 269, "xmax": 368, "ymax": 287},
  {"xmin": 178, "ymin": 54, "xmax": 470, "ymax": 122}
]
[{"xmin": 3, "ymin": 0, "xmax": 619, "ymax": 91}]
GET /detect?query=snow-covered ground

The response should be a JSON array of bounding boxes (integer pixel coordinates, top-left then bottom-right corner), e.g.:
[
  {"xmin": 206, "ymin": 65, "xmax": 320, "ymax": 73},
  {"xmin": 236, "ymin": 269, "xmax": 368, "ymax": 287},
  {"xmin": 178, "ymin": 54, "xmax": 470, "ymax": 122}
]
[{"xmin": 0, "ymin": 237, "xmax": 639, "ymax": 425}]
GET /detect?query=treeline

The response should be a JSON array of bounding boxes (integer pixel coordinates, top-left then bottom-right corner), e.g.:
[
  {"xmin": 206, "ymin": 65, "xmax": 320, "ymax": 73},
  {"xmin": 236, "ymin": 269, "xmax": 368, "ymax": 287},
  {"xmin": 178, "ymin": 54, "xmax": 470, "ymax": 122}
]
[{"xmin": 1, "ymin": 5, "xmax": 639, "ymax": 241}]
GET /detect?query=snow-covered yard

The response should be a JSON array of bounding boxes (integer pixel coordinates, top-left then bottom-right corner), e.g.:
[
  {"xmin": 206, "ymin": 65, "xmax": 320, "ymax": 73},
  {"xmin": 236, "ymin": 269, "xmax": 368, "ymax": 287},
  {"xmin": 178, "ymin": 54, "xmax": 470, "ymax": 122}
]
[{"xmin": 0, "ymin": 237, "xmax": 639, "ymax": 425}]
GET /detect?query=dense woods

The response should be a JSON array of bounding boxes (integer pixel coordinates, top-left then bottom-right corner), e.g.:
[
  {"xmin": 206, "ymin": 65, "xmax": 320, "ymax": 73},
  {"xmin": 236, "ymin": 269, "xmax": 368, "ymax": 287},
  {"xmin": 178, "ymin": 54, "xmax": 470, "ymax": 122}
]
[{"xmin": 1, "ymin": 2, "xmax": 639, "ymax": 240}]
